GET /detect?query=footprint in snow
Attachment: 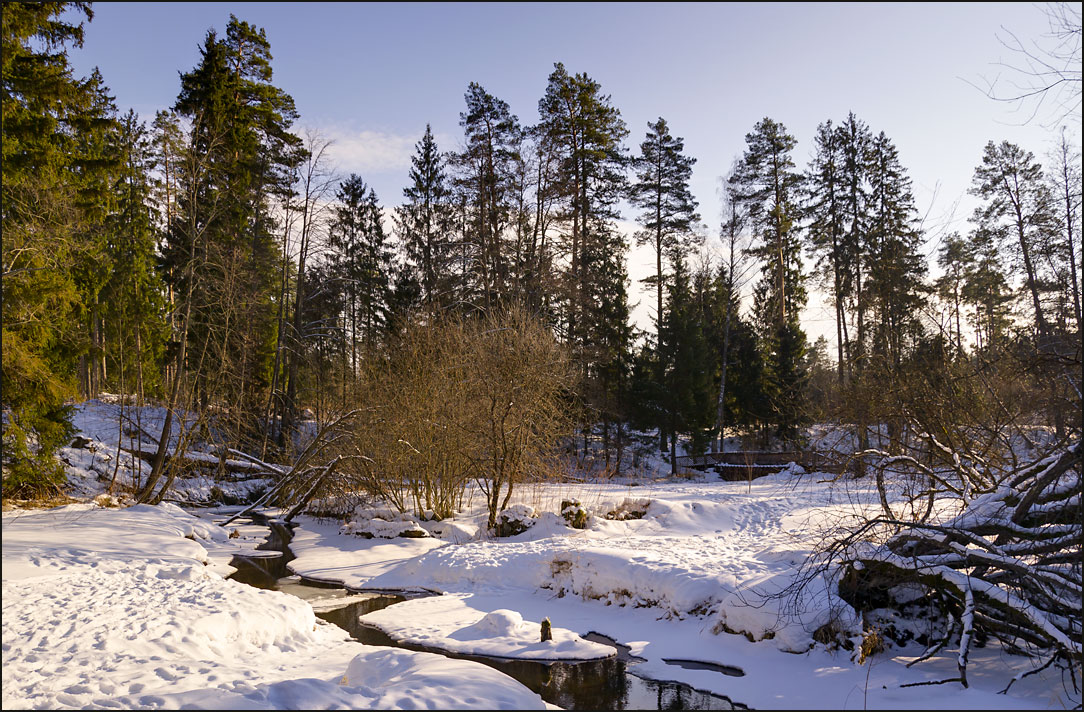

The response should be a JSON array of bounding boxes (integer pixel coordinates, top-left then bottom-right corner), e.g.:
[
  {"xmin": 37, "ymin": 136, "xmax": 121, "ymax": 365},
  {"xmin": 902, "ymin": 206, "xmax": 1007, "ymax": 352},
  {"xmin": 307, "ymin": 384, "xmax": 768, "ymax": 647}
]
[{"xmin": 154, "ymin": 667, "xmax": 177, "ymax": 681}]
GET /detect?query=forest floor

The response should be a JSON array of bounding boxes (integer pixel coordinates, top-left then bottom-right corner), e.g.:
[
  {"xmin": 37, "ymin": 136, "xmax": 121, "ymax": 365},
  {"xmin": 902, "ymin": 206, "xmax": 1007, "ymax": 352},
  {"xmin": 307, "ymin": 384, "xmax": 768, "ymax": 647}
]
[{"xmin": 1, "ymin": 399, "xmax": 1075, "ymax": 709}]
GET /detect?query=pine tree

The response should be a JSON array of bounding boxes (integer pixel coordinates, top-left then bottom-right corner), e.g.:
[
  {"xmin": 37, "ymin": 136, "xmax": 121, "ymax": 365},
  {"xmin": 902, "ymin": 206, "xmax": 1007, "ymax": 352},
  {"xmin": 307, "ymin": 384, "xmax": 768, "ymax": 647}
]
[
  {"xmin": 970, "ymin": 140, "xmax": 1058, "ymax": 340},
  {"xmin": 629, "ymin": 117, "xmax": 701, "ymax": 333},
  {"xmin": 452, "ymin": 83, "xmax": 522, "ymax": 310},
  {"xmin": 963, "ymin": 226, "xmax": 1014, "ymax": 354},
  {"xmin": 729, "ymin": 117, "xmax": 808, "ymax": 440},
  {"xmin": 730, "ymin": 117, "xmax": 805, "ymax": 329},
  {"xmin": 395, "ymin": 124, "xmax": 455, "ymax": 313},
  {"xmin": 536, "ymin": 63, "xmax": 631, "ymax": 446}
]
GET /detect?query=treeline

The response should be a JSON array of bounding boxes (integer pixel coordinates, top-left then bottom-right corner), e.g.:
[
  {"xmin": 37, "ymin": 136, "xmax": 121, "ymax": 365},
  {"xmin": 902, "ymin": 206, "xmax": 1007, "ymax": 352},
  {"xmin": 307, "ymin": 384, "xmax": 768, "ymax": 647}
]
[{"xmin": 3, "ymin": 5, "xmax": 1081, "ymax": 497}]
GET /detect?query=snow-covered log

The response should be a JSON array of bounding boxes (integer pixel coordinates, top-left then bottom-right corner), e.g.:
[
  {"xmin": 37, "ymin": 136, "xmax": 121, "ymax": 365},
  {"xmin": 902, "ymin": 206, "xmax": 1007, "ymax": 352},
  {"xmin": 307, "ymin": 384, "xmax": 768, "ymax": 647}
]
[{"xmin": 838, "ymin": 442, "xmax": 1081, "ymax": 690}]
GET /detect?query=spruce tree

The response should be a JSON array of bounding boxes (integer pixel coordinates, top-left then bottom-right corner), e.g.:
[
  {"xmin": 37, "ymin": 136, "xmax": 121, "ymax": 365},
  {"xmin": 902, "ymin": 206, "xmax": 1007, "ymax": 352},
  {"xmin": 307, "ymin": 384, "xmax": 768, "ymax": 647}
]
[
  {"xmin": 657, "ymin": 256, "xmax": 715, "ymax": 470},
  {"xmin": 730, "ymin": 117, "xmax": 805, "ymax": 328},
  {"xmin": 328, "ymin": 175, "xmax": 393, "ymax": 375},
  {"xmin": 99, "ymin": 109, "xmax": 167, "ymax": 403},
  {"xmin": 865, "ymin": 131, "xmax": 927, "ymax": 371},
  {"xmin": 1, "ymin": 2, "xmax": 106, "ymax": 494},
  {"xmin": 395, "ymin": 124, "xmax": 455, "ymax": 313},
  {"xmin": 168, "ymin": 15, "xmax": 304, "ymax": 446},
  {"xmin": 805, "ymin": 119, "xmax": 849, "ymax": 382}
]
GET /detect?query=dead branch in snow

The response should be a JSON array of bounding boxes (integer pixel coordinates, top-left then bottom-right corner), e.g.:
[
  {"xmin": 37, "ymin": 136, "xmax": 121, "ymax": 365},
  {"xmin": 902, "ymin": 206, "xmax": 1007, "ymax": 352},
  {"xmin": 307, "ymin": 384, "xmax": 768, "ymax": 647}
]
[{"xmin": 834, "ymin": 442, "xmax": 1081, "ymax": 691}]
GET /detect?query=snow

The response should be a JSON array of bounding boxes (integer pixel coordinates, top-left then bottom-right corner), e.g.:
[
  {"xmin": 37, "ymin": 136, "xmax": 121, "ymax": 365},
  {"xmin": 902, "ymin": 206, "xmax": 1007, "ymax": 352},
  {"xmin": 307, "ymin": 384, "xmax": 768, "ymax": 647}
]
[
  {"xmin": 1, "ymin": 503, "xmax": 545, "ymax": 710},
  {"xmin": 285, "ymin": 474, "xmax": 1067, "ymax": 709},
  {"xmin": 358, "ymin": 592, "xmax": 616, "ymax": 660},
  {"xmin": 3, "ymin": 400, "xmax": 1072, "ymax": 710}
]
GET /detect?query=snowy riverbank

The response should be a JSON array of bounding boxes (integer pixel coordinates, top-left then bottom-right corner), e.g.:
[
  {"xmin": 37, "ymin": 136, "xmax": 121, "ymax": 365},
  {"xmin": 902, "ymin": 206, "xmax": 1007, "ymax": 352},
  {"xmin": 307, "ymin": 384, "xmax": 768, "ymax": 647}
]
[{"xmin": 2, "ymin": 398, "xmax": 1074, "ymax": 709}]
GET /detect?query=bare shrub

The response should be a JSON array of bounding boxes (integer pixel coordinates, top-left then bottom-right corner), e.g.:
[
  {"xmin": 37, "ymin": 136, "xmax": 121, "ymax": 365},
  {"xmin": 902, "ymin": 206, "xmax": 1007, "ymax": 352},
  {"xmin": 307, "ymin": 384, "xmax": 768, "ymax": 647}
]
[{"xmin": 343, "ymin": 306, "xmax": 573, "ymax": 526}]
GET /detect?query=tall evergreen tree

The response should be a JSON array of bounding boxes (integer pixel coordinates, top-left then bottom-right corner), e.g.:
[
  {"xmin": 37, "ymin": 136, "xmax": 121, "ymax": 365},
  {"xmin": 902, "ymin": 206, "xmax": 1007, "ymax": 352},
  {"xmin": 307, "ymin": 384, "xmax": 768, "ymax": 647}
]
[
  {"xmin": 837, "ymin": 112, "xmax": 874, "ymax": 378},
  {"xmin": 395, "ymin": 124, "xmax": 455, "ymax": 313},
  {"xmin": 730, "ymin": 117, "xmax": 805, "ymax": 329},
  {"xmin": 536, "ymin": 63, "xmax": 631, "ymax": 431},
  {"xmin": 1, "ymin": 2, "xmax": 110, "ymax": 493},
  {"xmin": 99, "ymin": 109, "xmax": 167, "ymax": 403},
  {"xmin": 452, "ymin": 83, "xmax": 522, "ymax": 310},
  {"xmin": 729, "ymin": 117, "xmax": 808, "ymax": 439},
  {"xmin": 168, "ymin": 16, "xmax": 303, "ymax": 444},
  {"xmin": 970, "ymin": 140, "xmax": 1058, "ymax": 340},
  {"xmin": 629, "ymin": 117, "xmax": 701, "ymax": 333},
  {"xmin": 657, "ymin": 256, "xmax": 715, "ymax": 470},
  {"xmin": 328, "ymin": 175, "xmax": 393, "ymax": 376},
  {"xmin": 805, "ymin": 119, "xmax": 849, "ymax": 382},
  {"xmin": 865, "ymin": 131, "xmax": 927, "ymax": 371}
]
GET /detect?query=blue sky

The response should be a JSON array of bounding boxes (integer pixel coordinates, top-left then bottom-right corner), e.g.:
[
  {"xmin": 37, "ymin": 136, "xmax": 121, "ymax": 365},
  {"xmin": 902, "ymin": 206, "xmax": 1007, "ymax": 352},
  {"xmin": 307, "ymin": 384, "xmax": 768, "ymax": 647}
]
[{"xmin": 65, "ymin": 2, "xmax": 1079, "ymax": 338}]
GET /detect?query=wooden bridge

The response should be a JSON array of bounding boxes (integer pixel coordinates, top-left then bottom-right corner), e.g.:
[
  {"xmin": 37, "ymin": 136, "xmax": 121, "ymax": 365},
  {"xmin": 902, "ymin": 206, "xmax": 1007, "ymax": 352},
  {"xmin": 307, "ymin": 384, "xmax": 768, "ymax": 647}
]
[{"xmin": 674, "ymin": 450, "xmax": 852, "ymax": 480}]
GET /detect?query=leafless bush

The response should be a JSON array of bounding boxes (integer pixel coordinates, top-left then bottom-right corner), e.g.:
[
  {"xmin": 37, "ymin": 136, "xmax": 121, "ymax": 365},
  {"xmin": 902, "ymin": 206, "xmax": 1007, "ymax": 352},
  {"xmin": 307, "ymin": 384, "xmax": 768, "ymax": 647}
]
[{"xmin": 343, "ymin": 307, "xmax": 574, "ymax": 526}]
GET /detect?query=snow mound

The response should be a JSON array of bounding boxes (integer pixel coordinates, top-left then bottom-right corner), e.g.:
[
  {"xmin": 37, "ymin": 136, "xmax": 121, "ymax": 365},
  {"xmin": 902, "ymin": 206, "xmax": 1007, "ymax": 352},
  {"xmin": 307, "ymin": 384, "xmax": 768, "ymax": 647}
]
[{"xmin": 359, "ymin": 592, "xmax": 616, "ymax": 661}]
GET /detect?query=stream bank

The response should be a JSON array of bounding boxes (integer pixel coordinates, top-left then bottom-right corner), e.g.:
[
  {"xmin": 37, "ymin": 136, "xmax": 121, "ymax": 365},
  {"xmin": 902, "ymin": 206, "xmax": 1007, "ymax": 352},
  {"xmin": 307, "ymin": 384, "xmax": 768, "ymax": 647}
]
[{"xmin": 223, "ymin": 512, "xmax": 745, "ymax": 710}]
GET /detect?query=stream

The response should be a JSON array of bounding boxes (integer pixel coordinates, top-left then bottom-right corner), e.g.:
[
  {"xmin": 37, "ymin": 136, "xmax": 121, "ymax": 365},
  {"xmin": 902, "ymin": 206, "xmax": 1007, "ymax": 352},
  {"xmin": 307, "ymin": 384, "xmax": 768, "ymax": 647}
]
[{"xmin": 223, "ymin": 513, "xmax": 745, "ymax": 710}]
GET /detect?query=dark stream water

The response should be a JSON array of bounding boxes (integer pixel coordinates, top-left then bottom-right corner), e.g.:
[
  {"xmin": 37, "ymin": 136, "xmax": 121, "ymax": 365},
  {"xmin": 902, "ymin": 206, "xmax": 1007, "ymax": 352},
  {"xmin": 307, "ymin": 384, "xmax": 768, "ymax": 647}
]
[{"xmin": 224, "ymin": 514, "xmax": 745, "ymax": 710}]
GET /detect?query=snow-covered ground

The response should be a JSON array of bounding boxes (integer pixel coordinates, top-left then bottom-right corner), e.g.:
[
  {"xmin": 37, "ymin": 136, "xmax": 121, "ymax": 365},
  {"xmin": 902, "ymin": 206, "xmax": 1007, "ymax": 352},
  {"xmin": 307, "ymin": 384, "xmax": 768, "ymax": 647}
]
[
  {"xmin": 1, "ymin": 503, "xmax": 548, "ymax": 710},
  {"xmin": 288, "ymin": 477, "xmax": 1070, "ymax": 710},
  {"xmin": 2, "ymin": 400, "xmax": 1075, "ymax": 709}
]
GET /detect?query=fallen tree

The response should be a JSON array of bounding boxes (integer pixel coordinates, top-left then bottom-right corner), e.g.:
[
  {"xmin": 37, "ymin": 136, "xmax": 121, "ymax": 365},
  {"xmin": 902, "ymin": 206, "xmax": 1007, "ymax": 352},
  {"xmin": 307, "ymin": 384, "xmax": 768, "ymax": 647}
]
[
  {"xmin": 835, "ymin": 441, "xmax": 1081, "ymax": 692},
  {"xmin": 220, "ymin": 409, "xmax": 365, "ymax": 525}
]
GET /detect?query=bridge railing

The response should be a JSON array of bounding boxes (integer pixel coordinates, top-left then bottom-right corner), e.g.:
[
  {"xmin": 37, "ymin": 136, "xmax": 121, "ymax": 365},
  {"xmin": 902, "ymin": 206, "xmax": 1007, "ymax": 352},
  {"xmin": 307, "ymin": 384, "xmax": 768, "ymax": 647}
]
[{"xmin": 674, "ymin": 450, "xmax": 852, "ymax": 476}]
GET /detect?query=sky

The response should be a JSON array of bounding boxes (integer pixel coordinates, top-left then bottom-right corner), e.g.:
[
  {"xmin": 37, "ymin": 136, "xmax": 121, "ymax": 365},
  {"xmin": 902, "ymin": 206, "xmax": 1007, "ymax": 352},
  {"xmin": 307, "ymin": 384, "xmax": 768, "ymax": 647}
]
[{"xmin": 64, "ymin": 2, "xmax": 1081, "ymax": 343}]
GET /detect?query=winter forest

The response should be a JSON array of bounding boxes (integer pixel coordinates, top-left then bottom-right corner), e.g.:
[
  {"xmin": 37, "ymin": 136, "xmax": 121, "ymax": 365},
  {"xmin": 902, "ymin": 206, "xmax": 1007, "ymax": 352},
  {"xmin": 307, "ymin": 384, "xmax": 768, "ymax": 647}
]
[{"xmin": 2, "ymin": 2, "xmax": 1081, "ymax": 711}]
